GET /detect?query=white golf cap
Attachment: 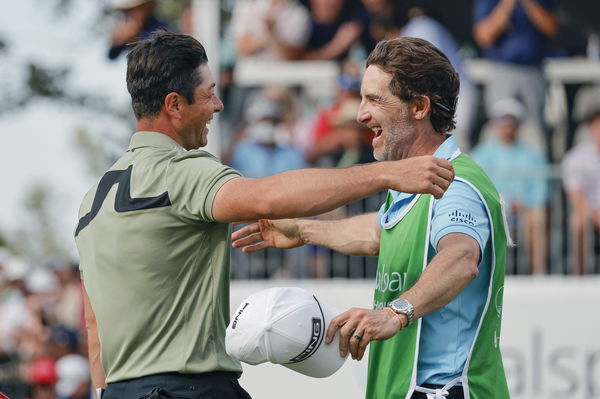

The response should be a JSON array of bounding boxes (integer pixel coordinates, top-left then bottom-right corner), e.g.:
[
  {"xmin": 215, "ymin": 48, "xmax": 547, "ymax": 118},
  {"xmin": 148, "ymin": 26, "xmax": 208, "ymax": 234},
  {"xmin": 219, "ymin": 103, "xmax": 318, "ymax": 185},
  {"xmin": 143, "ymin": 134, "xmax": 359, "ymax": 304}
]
[
  {"xmin": 491, "ymin": 98, "xmax": 526, "ymax": 122},
  {"xmin": 55, "ymin": 354, "xmax": 90, "ymax": 397},
  {"xmin": 226, "ymin": 287, "xmax": 347, "ymax": 378}
]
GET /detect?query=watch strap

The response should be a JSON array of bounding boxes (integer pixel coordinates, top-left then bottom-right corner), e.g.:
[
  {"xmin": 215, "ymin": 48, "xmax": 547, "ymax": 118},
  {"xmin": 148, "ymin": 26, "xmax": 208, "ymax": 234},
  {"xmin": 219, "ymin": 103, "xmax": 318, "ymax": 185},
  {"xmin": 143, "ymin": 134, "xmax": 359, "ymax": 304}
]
[
  {"xmin": 389, "ymin": 298, "xmax": 414, "ymax": 326},
  {"xmin": 385, "ymin": 306, "xmax": 408, "ymax": 328}
]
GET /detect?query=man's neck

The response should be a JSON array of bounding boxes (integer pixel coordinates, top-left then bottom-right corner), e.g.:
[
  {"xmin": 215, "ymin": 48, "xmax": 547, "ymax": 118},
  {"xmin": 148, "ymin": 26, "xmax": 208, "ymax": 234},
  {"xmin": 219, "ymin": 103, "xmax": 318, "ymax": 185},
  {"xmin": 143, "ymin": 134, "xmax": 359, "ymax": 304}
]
[
  {"xmin": 405, "ymin": 128, "xmax": 448, "ymax": 158},
  {"xmin": 136, "ymin": 118, "xmax": 184, "ymax": 147}
]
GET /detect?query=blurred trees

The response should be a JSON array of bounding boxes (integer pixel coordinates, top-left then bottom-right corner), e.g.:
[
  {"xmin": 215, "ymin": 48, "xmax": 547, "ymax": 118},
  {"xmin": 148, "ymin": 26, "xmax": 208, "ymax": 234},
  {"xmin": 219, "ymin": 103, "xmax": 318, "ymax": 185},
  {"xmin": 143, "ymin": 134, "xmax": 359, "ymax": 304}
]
[
  {"xmin": 0, "ymin": 0, "xmax": 194, "ymax": 259},
  {"xmin": 17, "ymin": 184, "xmax": 65, "ymax": 258}
]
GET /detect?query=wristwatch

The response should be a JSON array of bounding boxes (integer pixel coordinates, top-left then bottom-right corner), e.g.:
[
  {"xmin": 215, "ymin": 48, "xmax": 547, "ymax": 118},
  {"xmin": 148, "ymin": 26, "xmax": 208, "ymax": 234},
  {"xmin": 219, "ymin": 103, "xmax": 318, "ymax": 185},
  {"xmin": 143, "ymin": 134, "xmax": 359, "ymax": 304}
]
[{"xmin": 388, "ymin": 298, "xmax": 414, "ymax": 326}]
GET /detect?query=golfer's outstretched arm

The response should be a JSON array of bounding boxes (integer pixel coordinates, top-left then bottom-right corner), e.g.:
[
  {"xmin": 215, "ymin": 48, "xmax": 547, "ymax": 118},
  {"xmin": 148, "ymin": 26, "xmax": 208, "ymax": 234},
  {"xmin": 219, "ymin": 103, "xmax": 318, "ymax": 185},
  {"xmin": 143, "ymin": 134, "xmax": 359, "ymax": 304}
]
[
  {"xmin": 232, "ymin": 212, "xmax": 381, "ymax": 256},
  {"xmin": 214, "ymin": 156, "xmax": 453, "ymax": 223}
]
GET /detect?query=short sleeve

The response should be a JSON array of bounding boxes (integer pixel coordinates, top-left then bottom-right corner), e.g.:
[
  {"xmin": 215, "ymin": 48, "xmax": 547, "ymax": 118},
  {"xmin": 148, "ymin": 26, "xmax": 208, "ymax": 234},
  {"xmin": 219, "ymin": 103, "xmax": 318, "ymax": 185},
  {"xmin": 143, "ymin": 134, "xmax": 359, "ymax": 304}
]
[
  {"xmin": 167, "ymin": 151, "xmax": 241, "ymax": 222},
  {"xmin": 430, "ymin": 181, "xmax": 490, "ymax": 258}
]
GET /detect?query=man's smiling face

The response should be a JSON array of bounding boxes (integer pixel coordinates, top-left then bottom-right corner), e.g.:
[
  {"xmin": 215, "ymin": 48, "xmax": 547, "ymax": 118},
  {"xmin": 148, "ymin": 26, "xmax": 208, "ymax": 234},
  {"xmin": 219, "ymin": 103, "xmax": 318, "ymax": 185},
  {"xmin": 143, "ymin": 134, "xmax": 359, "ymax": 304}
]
[{"xmin": 356, "ymin": 65, "xmax": 416, "ymax": 161}]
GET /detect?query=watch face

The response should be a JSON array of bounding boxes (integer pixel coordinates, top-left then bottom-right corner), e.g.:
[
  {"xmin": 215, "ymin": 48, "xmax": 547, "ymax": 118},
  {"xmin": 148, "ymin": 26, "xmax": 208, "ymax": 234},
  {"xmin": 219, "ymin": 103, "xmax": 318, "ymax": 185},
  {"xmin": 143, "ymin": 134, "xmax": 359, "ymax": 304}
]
[
  {"xmin": 390, "ymin": 299, "xmax": 414, "ymax": 323},
  {"xmin": 391, "ymin": 299, "xmax": 410, "ymax": 312},
  {"xmin": 388, "ymin": 299, "xmax": 414, "ymax": 327}
]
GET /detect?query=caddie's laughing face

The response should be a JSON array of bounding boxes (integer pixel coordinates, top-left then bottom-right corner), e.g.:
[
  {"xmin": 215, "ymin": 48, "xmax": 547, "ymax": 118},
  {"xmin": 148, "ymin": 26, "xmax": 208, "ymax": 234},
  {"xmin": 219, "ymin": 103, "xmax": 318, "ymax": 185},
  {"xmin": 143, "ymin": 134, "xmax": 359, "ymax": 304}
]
[{"xmin": 357, "ymin": 65, "xmax": 416, "ymax": 162}]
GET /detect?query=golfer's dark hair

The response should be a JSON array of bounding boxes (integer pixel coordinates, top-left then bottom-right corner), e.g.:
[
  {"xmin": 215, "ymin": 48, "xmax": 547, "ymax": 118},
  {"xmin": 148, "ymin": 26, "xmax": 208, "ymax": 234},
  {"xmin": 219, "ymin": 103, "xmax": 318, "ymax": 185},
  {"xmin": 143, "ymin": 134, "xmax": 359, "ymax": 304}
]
[
  {"xmin": 126, "ymin": 31, "xmax": 208, "ymax": 119},
  {"xmin": 366, "ymin": 37, "xmax": 460, "ymax": 134}
]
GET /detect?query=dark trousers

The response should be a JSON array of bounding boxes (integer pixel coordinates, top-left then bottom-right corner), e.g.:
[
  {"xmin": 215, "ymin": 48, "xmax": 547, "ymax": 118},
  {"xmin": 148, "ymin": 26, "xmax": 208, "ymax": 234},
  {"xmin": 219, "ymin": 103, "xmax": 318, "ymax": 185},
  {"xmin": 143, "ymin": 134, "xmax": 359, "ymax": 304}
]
[
  {"xmin": 102, "ymin": 371, "xmax": 251, "ymax": 399},
  {"xmin": 411, "ymin": 384, "xmax": 465, "ymax": 399}
]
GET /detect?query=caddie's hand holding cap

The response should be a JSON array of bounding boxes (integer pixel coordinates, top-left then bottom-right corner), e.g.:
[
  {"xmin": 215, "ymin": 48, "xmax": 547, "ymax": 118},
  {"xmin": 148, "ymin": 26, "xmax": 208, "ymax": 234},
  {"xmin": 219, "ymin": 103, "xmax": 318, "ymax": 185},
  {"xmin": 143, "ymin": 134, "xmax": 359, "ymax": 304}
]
[{"xmin": 226, "ymin": 287, "xmax": 347, "ymax": 378}]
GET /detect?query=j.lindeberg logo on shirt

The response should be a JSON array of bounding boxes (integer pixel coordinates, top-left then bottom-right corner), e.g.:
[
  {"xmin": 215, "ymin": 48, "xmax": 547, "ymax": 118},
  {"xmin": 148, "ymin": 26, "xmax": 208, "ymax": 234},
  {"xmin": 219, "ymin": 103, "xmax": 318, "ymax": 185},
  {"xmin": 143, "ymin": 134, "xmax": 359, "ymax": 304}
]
[{"xmin": 449, "ymin": 210, "xmax": 477, "ymax": 226}]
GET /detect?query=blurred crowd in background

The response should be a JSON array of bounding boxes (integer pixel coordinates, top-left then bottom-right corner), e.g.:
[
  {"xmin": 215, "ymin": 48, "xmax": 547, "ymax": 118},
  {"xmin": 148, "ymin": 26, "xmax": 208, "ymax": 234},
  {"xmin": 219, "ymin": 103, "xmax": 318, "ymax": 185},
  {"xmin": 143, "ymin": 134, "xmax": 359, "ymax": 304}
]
[
  {"xmin": 0, "ymin": 253, "xmax": 89, "ymax": 399},
  {"xmin": 2, "ymin": 0, "xmax": 600, "ymax": 397}
]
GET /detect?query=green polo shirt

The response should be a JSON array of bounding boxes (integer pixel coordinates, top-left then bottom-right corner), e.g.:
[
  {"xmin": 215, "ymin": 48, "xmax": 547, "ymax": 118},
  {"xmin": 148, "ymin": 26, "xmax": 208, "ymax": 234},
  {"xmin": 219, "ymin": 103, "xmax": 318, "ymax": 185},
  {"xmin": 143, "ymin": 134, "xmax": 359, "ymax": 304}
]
[{"xmin": 75, "ymin": 131, "xmax": 242, "ymax": 383}]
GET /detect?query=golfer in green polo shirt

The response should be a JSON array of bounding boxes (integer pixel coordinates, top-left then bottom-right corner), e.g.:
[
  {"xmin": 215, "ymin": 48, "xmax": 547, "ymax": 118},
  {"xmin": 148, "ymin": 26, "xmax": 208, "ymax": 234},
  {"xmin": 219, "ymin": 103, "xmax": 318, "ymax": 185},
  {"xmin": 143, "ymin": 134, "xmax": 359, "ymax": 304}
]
[{"xmin": 75, "ymin": 31, "xmax": 454, "ymax": 399}]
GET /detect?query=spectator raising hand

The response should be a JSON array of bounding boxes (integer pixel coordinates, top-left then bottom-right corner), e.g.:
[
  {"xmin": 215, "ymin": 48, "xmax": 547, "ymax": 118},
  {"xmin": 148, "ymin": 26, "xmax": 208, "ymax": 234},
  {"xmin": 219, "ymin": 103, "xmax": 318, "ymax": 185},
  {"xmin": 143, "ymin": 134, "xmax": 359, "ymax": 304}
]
[
  {"xmin": 303, "ymin": 0, "xmax": 365, "ymax": 61},
  {"xmin": 473, "ymin": 0, "xmax": 558, "ymax": 156}
]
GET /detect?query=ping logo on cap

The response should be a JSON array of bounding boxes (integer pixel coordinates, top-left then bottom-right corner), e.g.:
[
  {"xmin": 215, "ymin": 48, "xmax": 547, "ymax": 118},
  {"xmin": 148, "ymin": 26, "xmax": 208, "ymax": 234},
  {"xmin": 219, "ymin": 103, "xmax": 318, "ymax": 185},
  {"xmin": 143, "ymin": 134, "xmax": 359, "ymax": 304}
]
[
  {"xmin": 288, "ymin": 317, "xmax": 323, "ymax": 363},
  {"xmin": 226, "ymin": 288, "xmax": 348, "ymax": 378},
  {"xmin": 232, "ymin": 302, "xmax": 249, "ymax": 329},
  {"xmin": 287, "ymin": 295, "xmax": 326, "ymax": 363}
]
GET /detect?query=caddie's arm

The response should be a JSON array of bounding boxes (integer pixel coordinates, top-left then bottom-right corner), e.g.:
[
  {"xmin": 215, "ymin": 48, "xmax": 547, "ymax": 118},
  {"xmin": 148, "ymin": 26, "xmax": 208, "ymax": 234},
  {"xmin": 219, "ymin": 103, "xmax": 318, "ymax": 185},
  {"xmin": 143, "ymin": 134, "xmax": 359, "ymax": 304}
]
[
  {"xmin": 82, "ymin": 286, "xmax": 107, "ymax": 393},
  {"xmin": 232, "ymin": 212, "xmax": 380, "ymax": 256},
  {"xmin": 398, "ymin": 232, "xmax": 480, "ymax": 321},
  {"xmin": 325, "ymin": 232, "xmax": 481, "ymax": 362},
  {"xmin": 213, "ymin": 156, "xmax": 453, "ymax": 223}
]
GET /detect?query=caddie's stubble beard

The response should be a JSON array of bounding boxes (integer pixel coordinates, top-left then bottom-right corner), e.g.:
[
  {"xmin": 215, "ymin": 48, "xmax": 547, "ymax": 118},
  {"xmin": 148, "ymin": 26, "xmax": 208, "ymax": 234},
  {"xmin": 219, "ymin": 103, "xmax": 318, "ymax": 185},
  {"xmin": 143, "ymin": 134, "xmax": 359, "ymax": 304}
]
[{"xmin": 374, "ymin": 119, "xmax": 416, "ymax": 162}]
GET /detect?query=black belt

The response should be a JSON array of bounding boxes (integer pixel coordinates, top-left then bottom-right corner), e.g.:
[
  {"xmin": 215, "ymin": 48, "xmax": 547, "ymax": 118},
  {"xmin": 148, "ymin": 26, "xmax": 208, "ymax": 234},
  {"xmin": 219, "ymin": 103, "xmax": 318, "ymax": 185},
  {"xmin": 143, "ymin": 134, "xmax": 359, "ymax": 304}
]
[{"xmin": 102, "ymin": 371, "xmax": 250, "ymax": 399}]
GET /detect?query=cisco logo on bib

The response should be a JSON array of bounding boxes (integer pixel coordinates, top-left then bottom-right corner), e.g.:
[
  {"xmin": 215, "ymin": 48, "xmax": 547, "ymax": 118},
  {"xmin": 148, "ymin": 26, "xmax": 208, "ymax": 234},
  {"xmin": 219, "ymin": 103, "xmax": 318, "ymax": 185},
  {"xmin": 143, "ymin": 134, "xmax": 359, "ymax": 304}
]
[{"xmin": 449, "ymin": 210, "xmax": 476, "ymax": 226}]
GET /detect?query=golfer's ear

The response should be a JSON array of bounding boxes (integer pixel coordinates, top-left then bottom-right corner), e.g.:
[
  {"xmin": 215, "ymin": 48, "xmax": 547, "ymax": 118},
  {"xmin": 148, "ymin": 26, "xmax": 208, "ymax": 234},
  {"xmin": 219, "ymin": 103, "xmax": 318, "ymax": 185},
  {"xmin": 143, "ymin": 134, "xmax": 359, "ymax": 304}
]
[
  {"xmin": 412, "ymin": 95, "xmax": 431, "ymax": 121},
  {"xmin": 164, "ymin": 92, "xmax": 183, "ymax": 118}
]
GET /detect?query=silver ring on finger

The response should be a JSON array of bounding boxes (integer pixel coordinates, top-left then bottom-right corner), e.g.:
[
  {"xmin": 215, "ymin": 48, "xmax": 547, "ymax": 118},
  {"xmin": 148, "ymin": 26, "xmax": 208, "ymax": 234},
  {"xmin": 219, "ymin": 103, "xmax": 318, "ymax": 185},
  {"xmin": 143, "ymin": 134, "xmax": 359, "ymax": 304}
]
[{"xmin": 352, "ymin": 332, "xmax": 363, "ymax": 340}]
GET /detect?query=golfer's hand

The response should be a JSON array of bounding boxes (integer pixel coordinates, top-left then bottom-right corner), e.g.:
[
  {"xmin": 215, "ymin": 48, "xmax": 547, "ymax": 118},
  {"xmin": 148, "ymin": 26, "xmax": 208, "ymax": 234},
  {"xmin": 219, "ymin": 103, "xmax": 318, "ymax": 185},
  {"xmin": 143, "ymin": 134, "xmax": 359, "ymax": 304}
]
[
  {"xmin": 326, "ymin": 308, "xmax": 402, "ymax": 361},
  {"xmin": 390, "ymin": 156, "xmax": 454, "ymax": 199},
  {"xmin": 231, "ymin": 219, "xmax": 303, "ymax": 252}
]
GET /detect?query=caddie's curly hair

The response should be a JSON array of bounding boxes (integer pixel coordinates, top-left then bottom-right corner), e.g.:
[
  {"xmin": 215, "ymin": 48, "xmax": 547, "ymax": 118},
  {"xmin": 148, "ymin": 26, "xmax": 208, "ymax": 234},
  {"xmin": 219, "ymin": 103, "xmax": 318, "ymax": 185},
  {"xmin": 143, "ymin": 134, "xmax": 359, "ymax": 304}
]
[
  {"xmin": 126, "ymin": 31, "xmax": 208, "ymax": 119},
  {"xmin": 366, "ymin": 37, "xmax": 460, "ymax": 134}
]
